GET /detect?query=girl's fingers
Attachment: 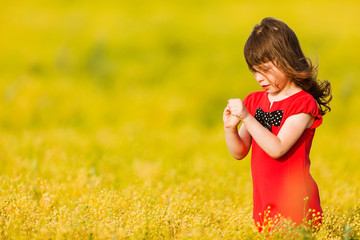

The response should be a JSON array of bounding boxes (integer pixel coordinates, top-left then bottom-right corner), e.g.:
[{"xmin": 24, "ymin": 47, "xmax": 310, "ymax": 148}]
[
  {"xmin": 231, "ymin": 113, "xmax": 241, "ymax": 119},
  {"xmin": 224, "ymin": 106, "xmax": 230, "ymax": 115}
]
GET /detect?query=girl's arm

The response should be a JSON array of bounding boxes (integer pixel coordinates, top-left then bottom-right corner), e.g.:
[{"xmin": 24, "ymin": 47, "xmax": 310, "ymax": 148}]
[
  {"xmin": 242, "ymin": 113, "xmax": 313, "ymax": 159},
  {"xmin": 227, "ymin": 99, "xmax": 314, "ymax": 159},
  {"xmin": 223, "ymin": 106, "xmax": 252, "ymax": 160}
]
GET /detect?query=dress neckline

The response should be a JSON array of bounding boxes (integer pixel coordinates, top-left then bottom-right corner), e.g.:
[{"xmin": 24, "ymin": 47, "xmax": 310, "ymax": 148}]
[{"xmin": 267, "ymin": 90, "xmax": 305, "ymax": 110}]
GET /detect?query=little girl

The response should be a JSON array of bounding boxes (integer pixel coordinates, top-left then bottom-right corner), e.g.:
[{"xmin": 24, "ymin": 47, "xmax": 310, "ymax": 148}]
[{"xmin": 223, "ymin": 17, "xmax": 332, "ymax": 229}]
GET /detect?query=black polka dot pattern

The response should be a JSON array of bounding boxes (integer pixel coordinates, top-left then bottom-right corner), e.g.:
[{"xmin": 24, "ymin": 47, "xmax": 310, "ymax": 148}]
[{"xmin": 254, "ymin": 107, "xmax": 284, "ymax": 131}]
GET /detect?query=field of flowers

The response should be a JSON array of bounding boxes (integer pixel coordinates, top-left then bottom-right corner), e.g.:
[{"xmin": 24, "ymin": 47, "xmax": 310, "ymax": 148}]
[{"xmin": 0, "ymin": 0, "xmax": 360, "ymax": 239}]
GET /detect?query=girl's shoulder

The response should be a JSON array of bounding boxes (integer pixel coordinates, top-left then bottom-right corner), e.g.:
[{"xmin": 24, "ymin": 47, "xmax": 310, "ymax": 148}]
[
  {"xmin": 286, "ymin": 91, "xmax": 323, "ymax": 128},
  {"xmin": 288, "ymin": 91, "xmax": 318, "ymax": 108}
]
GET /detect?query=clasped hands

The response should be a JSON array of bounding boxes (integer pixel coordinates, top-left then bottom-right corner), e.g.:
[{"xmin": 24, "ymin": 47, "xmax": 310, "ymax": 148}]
[{"xmin": 223, "ymin": 98, "xmax": 250, "ymax": 128}]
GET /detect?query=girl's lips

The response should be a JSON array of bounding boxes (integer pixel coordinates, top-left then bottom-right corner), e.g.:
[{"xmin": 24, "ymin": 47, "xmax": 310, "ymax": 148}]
[{"xmin": 261, "ymin": 85, "xmax": 270, "ymax": 90}]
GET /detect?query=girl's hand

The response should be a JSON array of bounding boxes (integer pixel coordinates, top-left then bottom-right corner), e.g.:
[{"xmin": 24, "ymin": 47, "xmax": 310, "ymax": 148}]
[
  {"xmin": 223, "ymin": 106, "xmax": 241, "ymax": 129},
  {"xmin": 227, "ymin": 98, "xmax": 250, "ymax": 120}
]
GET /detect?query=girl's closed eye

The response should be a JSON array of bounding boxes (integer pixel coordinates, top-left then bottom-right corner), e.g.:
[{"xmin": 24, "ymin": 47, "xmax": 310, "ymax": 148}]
[
  {"xmin": 259, "ymin": 64, "xmax": 272, "ymax": 73},
  {"xmin": 252, "ymin": 65, "xmax": 270, "ymax": 74}
]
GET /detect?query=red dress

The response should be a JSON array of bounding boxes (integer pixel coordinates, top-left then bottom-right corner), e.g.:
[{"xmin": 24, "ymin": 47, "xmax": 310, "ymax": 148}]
[{"xmin": 243, "ymin": 90, "xmax": 323, "ymax": 227}]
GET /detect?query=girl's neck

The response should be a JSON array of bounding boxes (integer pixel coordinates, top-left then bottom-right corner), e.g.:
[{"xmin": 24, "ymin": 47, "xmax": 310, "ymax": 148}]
[{"xmin": 268, "ymin": 82, "xmax": 302, "ymax": 102}]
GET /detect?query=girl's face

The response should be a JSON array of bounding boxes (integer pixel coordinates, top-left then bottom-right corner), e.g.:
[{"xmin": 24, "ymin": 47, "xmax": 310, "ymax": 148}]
[{"xmin": 251, "ymin": 61, "xmax": 291, "ymax": 95}]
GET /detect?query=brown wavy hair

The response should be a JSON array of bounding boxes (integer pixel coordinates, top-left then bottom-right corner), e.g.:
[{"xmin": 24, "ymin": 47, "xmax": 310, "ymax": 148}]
[{"xmin": 244, "ymin": 17, "xmax": 332, "ymax": 115}]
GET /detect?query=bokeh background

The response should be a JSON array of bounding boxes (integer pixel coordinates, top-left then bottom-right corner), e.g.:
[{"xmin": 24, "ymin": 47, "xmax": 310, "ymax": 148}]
[{"xmin": 0, "ymin": 0, "xmax": 360, "ymax": 238}]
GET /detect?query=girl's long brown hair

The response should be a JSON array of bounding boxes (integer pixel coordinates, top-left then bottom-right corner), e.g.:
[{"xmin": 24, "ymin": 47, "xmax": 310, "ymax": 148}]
[{"xmin": 244, "ymin": 17, "xmax": 332, "ymax": 115}]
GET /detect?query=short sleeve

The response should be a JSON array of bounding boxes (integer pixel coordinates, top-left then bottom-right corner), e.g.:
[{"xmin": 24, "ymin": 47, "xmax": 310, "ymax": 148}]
[{"xmin": 287, "ymin": 94, "xmax": 323, "ymax": 129}]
